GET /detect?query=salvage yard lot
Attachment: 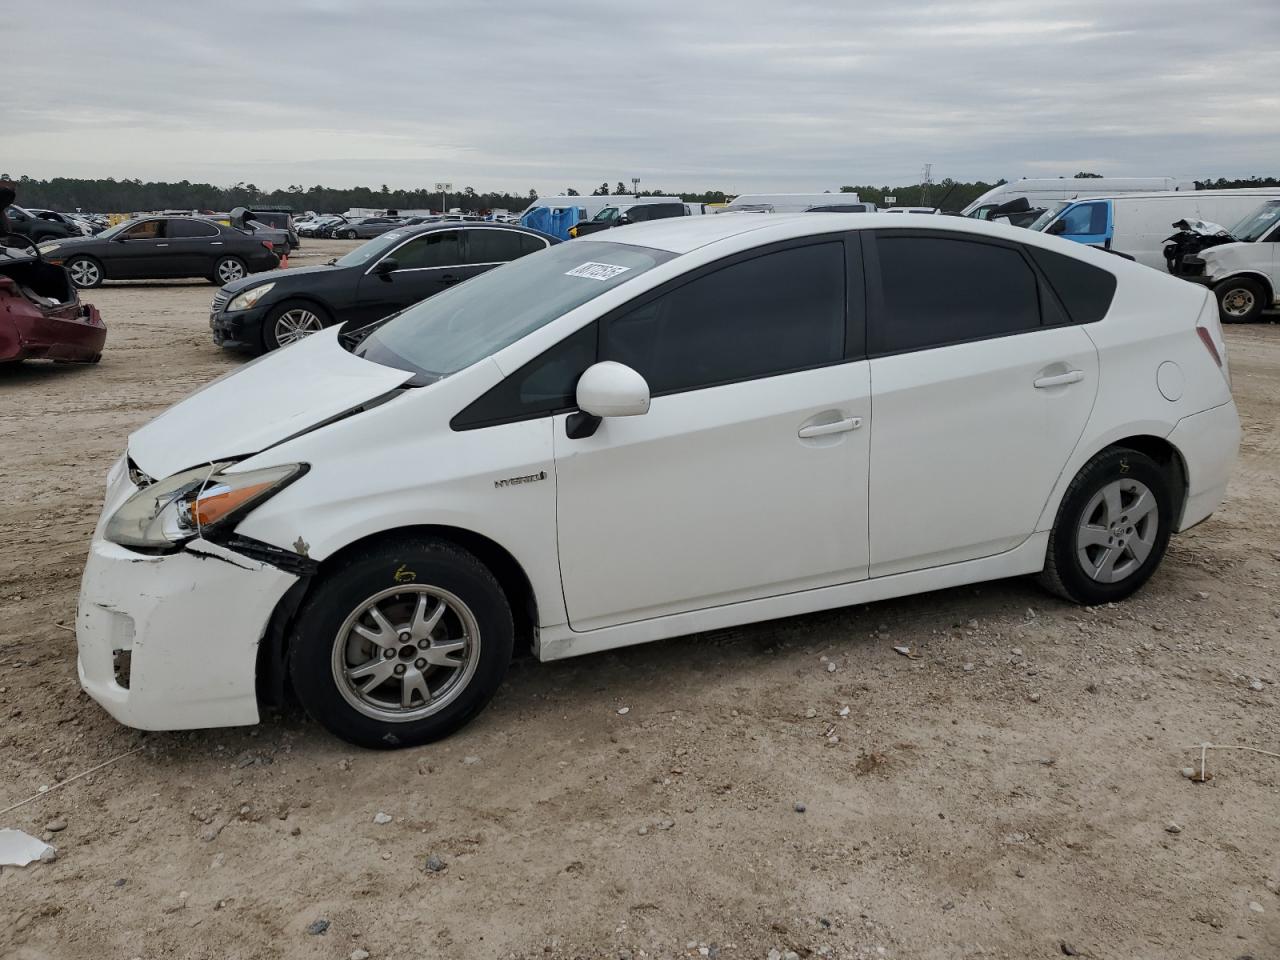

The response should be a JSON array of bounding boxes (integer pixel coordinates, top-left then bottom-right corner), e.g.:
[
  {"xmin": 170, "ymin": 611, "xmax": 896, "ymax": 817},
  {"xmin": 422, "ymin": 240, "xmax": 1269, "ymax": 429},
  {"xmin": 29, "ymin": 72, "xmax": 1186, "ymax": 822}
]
[{"xmin": 1, "ymin": 240, "xmax": 1278, "ymax": 959}]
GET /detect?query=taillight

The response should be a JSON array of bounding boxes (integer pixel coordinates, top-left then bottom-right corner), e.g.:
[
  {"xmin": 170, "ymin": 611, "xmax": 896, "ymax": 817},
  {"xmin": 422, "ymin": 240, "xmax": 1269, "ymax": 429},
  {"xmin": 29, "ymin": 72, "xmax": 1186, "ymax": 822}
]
[
  {"xmin": 1196, "ymin": 325, "xmax": 1222, "ymax": 369},
  {"xmin": 262, "ymin": 240, "xmax": 274, "ymax": 251}
]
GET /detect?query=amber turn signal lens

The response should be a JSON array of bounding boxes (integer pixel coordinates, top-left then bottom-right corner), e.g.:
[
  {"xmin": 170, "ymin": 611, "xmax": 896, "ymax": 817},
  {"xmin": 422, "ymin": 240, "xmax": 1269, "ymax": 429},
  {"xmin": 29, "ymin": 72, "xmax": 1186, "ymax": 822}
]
[{"xmin": 191, "ymin": 481, "xmax": 275, "ymax": 527}]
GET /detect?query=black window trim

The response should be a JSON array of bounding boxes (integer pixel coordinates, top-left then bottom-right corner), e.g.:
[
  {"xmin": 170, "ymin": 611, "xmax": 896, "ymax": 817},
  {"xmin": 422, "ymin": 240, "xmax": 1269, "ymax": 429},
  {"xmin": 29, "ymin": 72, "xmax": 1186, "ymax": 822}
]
[
  {"xmin": 451, "ymin": 232, "xmax": 866, "ymax": 431},
  {"xmin": 862, "ymin": 227, "xmax": 1077, "ymax": 360}
]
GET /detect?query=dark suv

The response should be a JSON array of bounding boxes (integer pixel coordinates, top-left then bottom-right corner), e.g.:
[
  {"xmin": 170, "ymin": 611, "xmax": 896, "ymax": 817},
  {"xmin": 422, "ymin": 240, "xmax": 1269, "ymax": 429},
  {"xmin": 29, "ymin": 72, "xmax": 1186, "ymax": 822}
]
[{"xmin": 570, "ymin": 202, "xmax": 688, "ymax": 237}]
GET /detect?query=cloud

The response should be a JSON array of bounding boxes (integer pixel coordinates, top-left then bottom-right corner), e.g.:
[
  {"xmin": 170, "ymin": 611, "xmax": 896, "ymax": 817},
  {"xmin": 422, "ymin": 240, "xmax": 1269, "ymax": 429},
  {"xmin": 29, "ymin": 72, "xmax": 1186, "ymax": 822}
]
[{"xmin": 7, "ymin": 0, "xmax": 1279, "ymax": 192}]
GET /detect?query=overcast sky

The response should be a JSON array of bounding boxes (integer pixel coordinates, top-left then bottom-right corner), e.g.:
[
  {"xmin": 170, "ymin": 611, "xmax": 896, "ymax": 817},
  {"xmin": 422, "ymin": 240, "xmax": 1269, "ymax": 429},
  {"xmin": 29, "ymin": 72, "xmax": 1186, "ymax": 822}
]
[{"xmin": 7, "ymin": 0, "xmax": 1279, "ymax": 194}]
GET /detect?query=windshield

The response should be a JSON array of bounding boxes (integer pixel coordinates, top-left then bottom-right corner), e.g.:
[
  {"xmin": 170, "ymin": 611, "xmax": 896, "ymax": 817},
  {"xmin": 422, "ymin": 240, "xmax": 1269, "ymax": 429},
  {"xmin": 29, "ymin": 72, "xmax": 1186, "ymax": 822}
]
[
  {"xmin": 355, "ymin": 240, "xmax": 675, "ymax": 382},
  {"xmin": 1028, "ymin": 201, "xmax": 1070, "ymax": 232},
  {"xmin": 335, "ymin": 231, "xmax": 411, "ymax": 267},
  {"xmin": 1229, "ymin": 201, "xmax": 1280, "ymax": 243}
]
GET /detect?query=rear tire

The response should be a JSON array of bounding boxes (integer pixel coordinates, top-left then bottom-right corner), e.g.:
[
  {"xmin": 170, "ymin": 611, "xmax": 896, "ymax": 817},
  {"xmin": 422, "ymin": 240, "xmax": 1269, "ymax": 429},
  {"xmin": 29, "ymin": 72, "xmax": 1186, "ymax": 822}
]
[
  {"xmin": 65, "ymin": 255, "xmax": 103, "ymax": 289},
  {"xmin": 213, "ymin": 256, "xmax": 247, "ymax": 285},
  {"xmin": 288, "ymin": 538, "xmax": 514, "ymax": 749},
  {"xmin": 261, "ymin": 300, "xmax": 331, "ymax": 352},
  {"xmin": 1039, "ymin": 448, "xmax": 1174, "ymax": 605},
  {"xmin": 1216, "ymin": 277, "xmax": 1265, "ymax": 323}
]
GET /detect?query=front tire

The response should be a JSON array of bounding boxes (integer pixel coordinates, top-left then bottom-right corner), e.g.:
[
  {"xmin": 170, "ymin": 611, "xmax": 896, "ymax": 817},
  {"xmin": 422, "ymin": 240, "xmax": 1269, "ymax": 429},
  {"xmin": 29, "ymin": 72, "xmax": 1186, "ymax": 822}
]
[
  {"xmin": 213, "ymin": 256, "xmax": 247, "ymax": 285},
  {"xmin": 1216, "ymin": 277, "xmax": 1265, "ymax": 324},
  {"xmin": 261, "ymin": 300, "xmax": 330, "ymax": 351},
  {"xmin": 65, "ymin": 255, "xmax": 103, "ymax": 289},
  {"xmin": 288, "ymin": 538, "xmax": 514, "ymax": 749},
  {"xmin": 1039, "ymin": 448, "xmax": 1174, "ymax": 605}
]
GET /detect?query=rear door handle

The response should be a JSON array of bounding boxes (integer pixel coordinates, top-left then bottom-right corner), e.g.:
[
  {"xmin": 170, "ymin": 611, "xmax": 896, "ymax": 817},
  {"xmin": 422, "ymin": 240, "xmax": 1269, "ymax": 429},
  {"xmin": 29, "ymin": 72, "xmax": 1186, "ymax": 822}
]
[
  {"xmin": 1033, "ymin": 370, "xmax": 1084, "ymax": 389},
  {"xmin": 798, "ymin": 416, "xmax": 862, "ymax": 438},
  {"xmin": 155, "ymin": 243, "xmax": 169, "ymax": 248}
]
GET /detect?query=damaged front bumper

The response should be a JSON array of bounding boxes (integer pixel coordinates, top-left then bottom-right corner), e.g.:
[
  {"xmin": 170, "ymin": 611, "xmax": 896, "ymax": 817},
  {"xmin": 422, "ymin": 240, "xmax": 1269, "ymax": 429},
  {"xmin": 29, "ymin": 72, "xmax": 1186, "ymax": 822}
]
[{"xmin": 76, "ymin": 468, "xmax": 300, "ymax": 731}]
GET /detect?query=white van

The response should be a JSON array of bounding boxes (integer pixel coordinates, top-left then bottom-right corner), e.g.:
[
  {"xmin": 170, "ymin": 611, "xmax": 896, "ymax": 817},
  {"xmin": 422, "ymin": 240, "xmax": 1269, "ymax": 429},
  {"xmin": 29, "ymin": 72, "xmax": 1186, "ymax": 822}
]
[
  {"xmin": 717, "ymin": 193, "xmax": 870, "ymax": 214},
  {"xmin": 963, "ymin": 178, "xmax": 1196, "ymax": 220},
  {"xmin": 1034, "ymin": 189, "xmax": 1280, "ymax": 271}
]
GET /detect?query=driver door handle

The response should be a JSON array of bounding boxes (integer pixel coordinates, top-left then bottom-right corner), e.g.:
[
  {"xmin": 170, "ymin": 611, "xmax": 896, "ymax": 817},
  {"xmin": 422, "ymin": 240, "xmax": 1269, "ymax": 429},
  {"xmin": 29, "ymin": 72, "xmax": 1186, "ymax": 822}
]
[
  {"xmin": 1033, "ymin": 370, "xmax": 1084, "ymax": 389},
  {"xmin": 798, "ymin": 417, "xmax": 862, "ymax": 438}
]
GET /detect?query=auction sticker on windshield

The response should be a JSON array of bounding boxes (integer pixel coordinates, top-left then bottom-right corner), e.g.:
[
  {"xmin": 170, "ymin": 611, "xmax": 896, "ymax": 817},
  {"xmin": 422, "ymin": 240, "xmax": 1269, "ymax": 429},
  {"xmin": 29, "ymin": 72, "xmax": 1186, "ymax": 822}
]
[{"xmin": 565, "ymin": 262, "xmax": 631, "ymax": 281}]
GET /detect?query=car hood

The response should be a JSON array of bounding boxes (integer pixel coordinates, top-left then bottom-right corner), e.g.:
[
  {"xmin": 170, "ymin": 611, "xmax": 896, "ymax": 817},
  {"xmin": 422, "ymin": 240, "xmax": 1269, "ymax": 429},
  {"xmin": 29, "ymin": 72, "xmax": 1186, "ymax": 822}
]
[
  {"xmin": 127, "ymin": 328, "xmax": 414, "ymax": 479},
  {"xmin": 220, "ymin": 262, "xmax": 337, "ymax": 296},
  {"xmin": 39, "ymin": 235, "xmax": 97, "ymax": 251},
  {"xmin": 1200, "ymin": 241, "xmax": 1269, "ymax": 274}
]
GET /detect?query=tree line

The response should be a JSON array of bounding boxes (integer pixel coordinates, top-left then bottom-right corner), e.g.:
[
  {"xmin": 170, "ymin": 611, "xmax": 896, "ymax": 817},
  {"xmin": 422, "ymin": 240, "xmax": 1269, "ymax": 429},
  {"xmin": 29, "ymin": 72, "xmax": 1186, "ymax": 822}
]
[{"xmin": 5, "ymin": 172, "xmax": 1280, "ymax": 216}]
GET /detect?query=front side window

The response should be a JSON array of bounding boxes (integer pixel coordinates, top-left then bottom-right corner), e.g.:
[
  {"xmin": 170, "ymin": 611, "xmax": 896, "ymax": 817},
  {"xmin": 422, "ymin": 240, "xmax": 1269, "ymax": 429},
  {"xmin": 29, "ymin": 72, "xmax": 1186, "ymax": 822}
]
[
  {"xmin": 601, "ymin": 241, "xmax": 846, "ymax": 396},
  {"xmin": 354, "ymin": 240, "xmax": 673, "ymax": 383},
  {"xmin": 121, "ymin": 220, "xmax": 164, "ymax": 240},
  {"xmin": 593, "ymin": 208, "xmax": 620, "ymax": 223},
  {"xmin": 390, "ymin": 231, "xmax": 462, "ymax": 269},
  {"xmin": 465, "ymin": 229, "xmax": 529, "ymax": 264},
  {"xmin": 870, "ymin": 234, "xmax": 1041, "ymax": 354},
  {"xmin": 1056, "ymin": 201, "xmax": 1108, "ymax": 236}
]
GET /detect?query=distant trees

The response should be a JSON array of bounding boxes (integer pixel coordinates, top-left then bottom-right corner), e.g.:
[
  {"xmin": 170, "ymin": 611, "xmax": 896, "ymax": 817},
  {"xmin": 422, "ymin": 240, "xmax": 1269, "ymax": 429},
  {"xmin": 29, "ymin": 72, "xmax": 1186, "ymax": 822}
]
[
  {"xmin": 565, "ymin": 188, "xmax": 580, "ymax": 196},
  {"xmin": 11, "ymin": 173, "xmax": 1280, "ymax": 216},
  {"xmin": 1074, "ymin": 172, "xmax": 1103, "ymax": 178}
]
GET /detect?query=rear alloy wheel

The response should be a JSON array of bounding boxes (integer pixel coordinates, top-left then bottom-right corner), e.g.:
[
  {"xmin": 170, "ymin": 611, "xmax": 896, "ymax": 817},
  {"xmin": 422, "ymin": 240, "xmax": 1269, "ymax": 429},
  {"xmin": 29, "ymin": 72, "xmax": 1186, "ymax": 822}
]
[
  {"xmin": 263, "ymin": 301, "xmax": 328, "ymax": 351},
  {"xmin": 66, "ymin": 256, "xmax": 103, "ymax": 288},
  {"xmin": 288, "ymin": 538, "xmax": 514, "ymax": 748},
  {"xmin": 214, "ymin": 256, "xmax": 247, "ymax": 284},
  {"xmin": 1039, "ymin": 448, "xmax": 1173, "ymax": 605},
  {"xmin": 1217, "ymin": 277, "xmax": 1265, "ymax": 323}
]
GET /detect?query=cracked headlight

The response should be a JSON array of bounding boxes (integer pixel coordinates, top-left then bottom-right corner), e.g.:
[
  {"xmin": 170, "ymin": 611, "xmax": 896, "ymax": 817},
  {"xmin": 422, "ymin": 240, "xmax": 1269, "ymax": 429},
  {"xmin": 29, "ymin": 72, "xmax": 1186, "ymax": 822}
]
[
  {"xmin": 227, "ymin": 282, "xmax": 275, "ymax": 311},
  {"xmin": 105, "ymin": 461, "xmax": 306, "ymax": 549}
]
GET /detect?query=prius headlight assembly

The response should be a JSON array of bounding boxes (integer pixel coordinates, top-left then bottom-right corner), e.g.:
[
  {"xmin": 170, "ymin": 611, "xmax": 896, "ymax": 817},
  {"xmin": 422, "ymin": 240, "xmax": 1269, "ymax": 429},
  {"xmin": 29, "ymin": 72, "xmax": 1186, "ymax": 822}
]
[
  {"xmin": 226, "ymin": 282, "xmax": 275, "ymax": 311},
  {"xmin": 105, "ymin": 461, "xmax": 307, "ymax": 550}
]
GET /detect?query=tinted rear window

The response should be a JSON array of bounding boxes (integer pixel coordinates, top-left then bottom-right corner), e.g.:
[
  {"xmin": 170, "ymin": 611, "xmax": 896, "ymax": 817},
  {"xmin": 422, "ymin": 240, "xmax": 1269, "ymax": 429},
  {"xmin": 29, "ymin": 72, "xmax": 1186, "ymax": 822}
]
[{"xmin": 1028, "ymin": 246, "xmax": 1117, "ymax": 324}]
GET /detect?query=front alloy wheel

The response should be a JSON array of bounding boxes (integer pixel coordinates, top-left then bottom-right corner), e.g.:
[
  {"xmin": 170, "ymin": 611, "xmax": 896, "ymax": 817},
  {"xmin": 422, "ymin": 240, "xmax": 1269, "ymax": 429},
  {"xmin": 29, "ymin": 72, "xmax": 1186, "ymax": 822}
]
[
  {"xmin": 272, "ymin": 307, "xmax": 324, "ymax": 347},
  {"xmin": 66, "ymin": 256, "xmax": 102, "ymax": 288},
  {"xmin": 289, "ymin": 538, "xmax": 514, "ymax": 748},
  {"xmin": 332, "ymin": 585, "xmax": 480, "ymax": 722}
]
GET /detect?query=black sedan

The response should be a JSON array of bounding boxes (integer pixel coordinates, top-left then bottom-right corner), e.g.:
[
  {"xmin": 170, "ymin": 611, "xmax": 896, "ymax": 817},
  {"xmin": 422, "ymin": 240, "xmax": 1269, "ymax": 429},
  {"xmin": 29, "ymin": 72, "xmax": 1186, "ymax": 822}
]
[
  {"xmin": 210, "ymin": 222, "xmax": 558, "ymax": 352},
  {"xmin": 39, "ymin": 216, "xmax": 280, "ymax": 289}
]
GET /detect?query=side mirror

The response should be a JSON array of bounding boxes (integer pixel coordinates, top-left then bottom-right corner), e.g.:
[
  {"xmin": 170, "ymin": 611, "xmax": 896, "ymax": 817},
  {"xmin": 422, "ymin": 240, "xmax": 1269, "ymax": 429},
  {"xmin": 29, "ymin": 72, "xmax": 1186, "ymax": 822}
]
[
  {"xmin": 112, "ymin": 234, "xmax": 129, "ymax": 241},
  {"xmin": 577, "ymin": 361, "xmax": 650, "ymax": 417},
  {"xmin": 1046, "ymin": 220, "xmax": 1067, "ymax": 236},
  {"xmin": 617, "ymin": 215, "xmax": 632, "ymax": 225},
  {"xmin": 373, "ymin": 257, "xmax": 399, "ymax": 278},
  {"xmin": 568, "ymin": 362, "xmax": 650, "ymax": 438}
]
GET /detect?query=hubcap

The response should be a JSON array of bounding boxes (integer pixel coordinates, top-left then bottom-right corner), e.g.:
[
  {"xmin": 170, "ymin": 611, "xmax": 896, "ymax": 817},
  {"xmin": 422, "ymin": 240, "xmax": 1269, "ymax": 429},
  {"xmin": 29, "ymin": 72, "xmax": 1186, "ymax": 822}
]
[
  {"xmin": 217, "ymin": 259, "xmax": 245, "ymax": 282},
  {"xmin": 331, "ymin": 585, "xmax": 479, "ymax": 723},
  {"xmin": 1075, "ymin": 478, "xmax": 1160, "ymax": 583},
  {"xmin": 69, "ymin": 259, "xmax": 99, "ymax": 286},
  {"xmin": 1222, "ymin": 288, "xmax": 1254, "ymax": 317},
  {"xmin": 274, "ymin": 307, "xmax": 323, "ymax": 345}
]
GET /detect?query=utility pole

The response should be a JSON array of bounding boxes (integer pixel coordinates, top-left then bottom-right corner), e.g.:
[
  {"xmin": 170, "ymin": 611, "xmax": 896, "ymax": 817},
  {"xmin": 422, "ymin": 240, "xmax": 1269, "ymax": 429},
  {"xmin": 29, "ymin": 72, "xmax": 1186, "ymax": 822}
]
[
  {"xmin": 920, "ymin": 163, "xmax": 933, "ymax": 207},
  {"xmin": 632, "ymin": 177, "xmax": 640, "ymax": 196},
  {"xmin": 434, "ymin": 181, "xmax": 452, "ymax": 214}
]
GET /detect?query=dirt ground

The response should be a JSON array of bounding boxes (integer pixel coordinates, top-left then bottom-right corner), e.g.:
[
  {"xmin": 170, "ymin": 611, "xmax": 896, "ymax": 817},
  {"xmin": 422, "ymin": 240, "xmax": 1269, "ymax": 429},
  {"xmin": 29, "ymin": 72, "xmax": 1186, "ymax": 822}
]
[{"xmin": 1, "ymin": 240, "xmax": 1278, "ymax": 960}]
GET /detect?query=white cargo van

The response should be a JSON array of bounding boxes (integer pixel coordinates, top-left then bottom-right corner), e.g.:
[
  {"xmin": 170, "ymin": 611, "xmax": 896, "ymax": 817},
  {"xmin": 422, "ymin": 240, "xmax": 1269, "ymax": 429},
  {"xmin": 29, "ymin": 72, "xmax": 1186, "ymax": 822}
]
[
  {"xmin": 1184, "ymin": 199, "xmax": 1280, "ymax": 323},
  {"xmin": 962, "ymin": 178, "xmax": 1195, "ymax": 219},
  {"xmin": 717, "ymin": 193, "xmax": 868, "ymax": 214},
  {"xmin": 1033, "ymin": 189, "xmax": 1280, "ymax": 270}
]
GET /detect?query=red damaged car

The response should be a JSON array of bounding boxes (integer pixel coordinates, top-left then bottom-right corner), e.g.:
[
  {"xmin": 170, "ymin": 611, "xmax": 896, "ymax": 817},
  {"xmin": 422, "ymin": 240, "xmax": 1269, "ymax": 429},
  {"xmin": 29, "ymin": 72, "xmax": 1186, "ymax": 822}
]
[{"xmin": 1, "ymin": 190, "xmax": 106, "ymax": 364}]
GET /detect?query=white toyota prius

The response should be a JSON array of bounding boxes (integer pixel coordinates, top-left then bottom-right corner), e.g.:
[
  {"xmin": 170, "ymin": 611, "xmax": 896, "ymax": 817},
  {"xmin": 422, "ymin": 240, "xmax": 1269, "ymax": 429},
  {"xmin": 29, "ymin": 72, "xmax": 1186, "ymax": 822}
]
[{"xmin": 77, "ymin": 213, "xmax": 1240, "ymax": 748}]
